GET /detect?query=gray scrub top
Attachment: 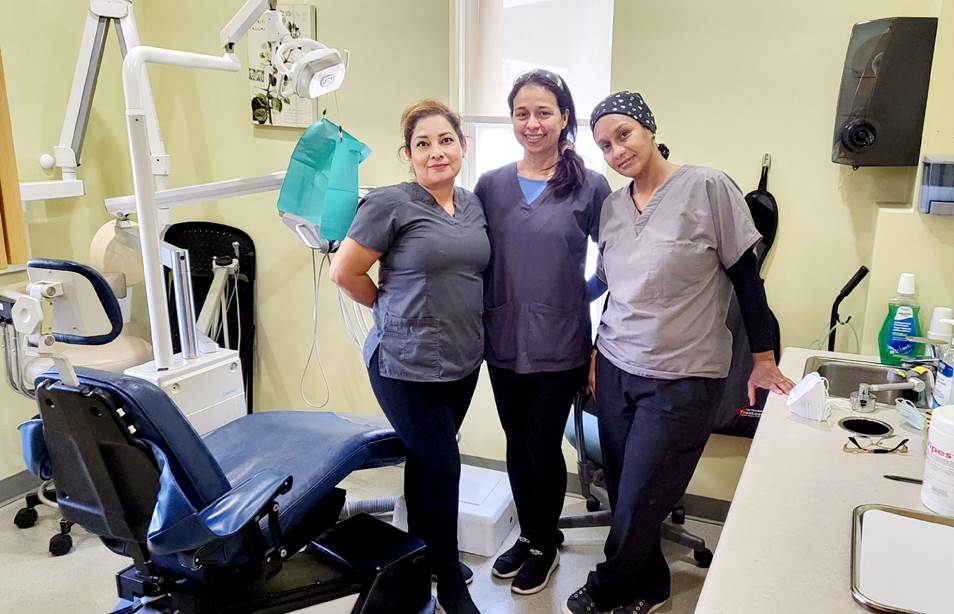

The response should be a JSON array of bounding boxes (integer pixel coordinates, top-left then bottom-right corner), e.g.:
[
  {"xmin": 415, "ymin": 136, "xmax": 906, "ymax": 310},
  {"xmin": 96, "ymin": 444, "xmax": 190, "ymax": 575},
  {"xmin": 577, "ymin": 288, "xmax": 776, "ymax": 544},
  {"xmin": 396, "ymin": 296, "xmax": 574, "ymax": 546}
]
[
  {"xmin": 347, "ymin": 182, "xmax": 491, "ymax": 382},
  {"xmin": 595, "ymin": 165, "xmax": 760, "ymax": 380},
  {"xmin": 476, "ymin": 163, "xmax": 611, "ymax": 373}
]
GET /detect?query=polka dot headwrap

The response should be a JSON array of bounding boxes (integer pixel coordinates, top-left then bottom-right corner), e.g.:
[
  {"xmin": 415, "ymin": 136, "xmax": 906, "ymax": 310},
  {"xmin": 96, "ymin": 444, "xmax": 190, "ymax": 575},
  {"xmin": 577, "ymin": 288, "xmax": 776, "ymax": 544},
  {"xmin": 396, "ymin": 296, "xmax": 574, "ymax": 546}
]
[{"xmin": 589, "ymin": 91, "xmax": 656, "ymax": 133}]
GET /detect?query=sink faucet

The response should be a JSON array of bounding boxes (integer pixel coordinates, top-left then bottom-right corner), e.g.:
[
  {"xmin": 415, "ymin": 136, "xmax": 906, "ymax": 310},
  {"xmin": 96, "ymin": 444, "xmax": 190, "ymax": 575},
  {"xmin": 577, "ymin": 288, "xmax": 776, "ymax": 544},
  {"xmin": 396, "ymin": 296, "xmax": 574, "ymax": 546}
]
[
  {"xmin": 901, "ymin": 337, "xmax": 950, "ymax": 371},
  {"xmin": 849, "ymin": 337, "xmax": 947, "ymax": 412},
  {"xmin": 852, "ymin": 376, "xmax": 928, "ymax": 412}
]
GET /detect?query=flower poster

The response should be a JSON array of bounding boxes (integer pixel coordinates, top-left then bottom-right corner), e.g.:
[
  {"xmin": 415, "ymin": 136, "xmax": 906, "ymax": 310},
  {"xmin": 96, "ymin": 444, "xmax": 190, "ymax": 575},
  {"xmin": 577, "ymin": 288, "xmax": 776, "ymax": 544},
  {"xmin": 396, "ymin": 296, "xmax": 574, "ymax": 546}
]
[{"xmin": 246, "ymin": 4, "xmax": 317, "ymax": 127}]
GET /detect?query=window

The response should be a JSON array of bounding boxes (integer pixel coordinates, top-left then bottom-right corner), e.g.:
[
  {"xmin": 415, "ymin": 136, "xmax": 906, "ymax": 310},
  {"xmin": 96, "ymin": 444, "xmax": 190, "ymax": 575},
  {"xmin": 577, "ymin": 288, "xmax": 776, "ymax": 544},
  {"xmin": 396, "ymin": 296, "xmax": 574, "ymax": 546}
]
[
  {"xmin": 457, "ymin": 0, "xmax": 614, "ymax": 184},
  {"xmin": 456, "ymin": 0, "xmax": 615, "ymax": 333}
]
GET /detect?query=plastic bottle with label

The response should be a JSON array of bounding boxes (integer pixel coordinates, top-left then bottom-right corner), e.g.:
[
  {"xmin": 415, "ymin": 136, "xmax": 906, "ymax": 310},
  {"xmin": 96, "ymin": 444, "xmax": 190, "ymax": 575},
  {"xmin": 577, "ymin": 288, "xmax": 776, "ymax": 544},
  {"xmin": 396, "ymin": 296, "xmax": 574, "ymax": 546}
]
[
  {"xmin": 922, "ymin": 405, "xmax": 954, "ymax": 516},
  {"xmin": 878, "ymin": 273, "xmax": 923, "ymax": 366},
  {"xmin": 932, "ymin": 325, "xmax": 954, "ymax": 408}
]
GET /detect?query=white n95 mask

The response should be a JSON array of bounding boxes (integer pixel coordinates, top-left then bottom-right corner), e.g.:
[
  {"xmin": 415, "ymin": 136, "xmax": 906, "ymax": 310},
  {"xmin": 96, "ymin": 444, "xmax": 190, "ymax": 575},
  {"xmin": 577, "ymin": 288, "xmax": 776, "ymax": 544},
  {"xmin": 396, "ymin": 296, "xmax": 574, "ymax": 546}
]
[{"xmin": 787, "ymin": 371, "xmax": 831, "ymax": 421}]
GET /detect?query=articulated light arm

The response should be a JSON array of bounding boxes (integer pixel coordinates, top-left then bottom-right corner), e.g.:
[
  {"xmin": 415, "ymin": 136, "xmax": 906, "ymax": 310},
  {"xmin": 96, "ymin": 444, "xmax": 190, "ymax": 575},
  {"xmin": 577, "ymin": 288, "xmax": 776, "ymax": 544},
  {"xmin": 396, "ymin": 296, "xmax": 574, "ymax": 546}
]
[
  {"xmin": 221, "ymin": 0, "xmax": 347, "ymax": 99},
  {"xmin": 122, "ymin": 47, "xmax": 241, "ymax": 370},
  {"xmin": 122, "ymin": 0, "xmax": 344, "ymax": 370},
  {"xmin": 220, "ymin": 0, "xmax": 276, "ymax": 50}
]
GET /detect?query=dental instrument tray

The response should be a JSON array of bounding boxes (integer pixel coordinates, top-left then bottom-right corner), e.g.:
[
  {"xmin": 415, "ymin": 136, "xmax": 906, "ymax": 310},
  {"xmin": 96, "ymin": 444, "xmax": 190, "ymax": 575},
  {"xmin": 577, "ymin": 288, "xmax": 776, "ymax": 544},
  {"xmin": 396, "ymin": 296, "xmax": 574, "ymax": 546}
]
[{"xmin": 851, "ymin": 504, "xmax": 954, "ymax": 613}]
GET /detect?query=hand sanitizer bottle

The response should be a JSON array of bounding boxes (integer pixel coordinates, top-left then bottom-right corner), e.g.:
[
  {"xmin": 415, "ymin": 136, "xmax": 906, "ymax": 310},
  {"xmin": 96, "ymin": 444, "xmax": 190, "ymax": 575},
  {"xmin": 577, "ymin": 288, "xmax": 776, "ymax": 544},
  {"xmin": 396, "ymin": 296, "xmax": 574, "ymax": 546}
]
[{"xmin": 932, "ymin": 317, "xmax": 954, "ymax": 408}]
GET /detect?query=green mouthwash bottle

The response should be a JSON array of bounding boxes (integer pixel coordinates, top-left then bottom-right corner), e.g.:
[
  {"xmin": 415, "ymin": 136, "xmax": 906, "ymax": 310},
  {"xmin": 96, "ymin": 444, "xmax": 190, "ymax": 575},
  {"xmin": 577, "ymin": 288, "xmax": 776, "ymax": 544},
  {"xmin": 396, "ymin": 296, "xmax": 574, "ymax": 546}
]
[{"xmin": 878, "ymin": 273, "xmax": 923, "ymax": 366}]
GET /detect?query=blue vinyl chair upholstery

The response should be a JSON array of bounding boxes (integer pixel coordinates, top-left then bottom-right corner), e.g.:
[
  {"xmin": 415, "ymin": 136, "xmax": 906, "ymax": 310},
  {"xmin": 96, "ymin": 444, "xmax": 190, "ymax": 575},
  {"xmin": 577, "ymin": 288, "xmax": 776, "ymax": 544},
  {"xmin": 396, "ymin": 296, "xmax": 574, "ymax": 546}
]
[
  {"xmin": 563, "ymin": 403, "xmax": 602, "ymax": 466},
  {"xmin": 16, "ymin": 258, "xmax": 409, "ymax": 586},
  {"xmin": 24, "ymin": 367, "xmax": 405, "ymax": 578}
]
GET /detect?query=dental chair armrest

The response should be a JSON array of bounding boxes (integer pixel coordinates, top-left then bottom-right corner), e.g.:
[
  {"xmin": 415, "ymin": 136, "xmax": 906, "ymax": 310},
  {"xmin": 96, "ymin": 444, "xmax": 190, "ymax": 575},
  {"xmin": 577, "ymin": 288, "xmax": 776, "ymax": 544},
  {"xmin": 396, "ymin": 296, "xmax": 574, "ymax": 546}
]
[
  {"xmin": 18, "ymin": 418, "xmax": 53, "ymax": 481},
  {"xmin": 199, "ymin": 470, "xmax": 293, "ymax": 540}
]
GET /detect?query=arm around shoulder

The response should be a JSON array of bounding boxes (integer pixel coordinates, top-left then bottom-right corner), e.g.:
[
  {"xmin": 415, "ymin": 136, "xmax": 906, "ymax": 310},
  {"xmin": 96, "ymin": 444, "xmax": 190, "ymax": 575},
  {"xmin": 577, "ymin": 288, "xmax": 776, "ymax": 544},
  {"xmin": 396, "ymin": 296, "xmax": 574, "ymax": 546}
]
[{"xmin": 588, "ymin": 171, "xmax": 613, "ymax": 241}]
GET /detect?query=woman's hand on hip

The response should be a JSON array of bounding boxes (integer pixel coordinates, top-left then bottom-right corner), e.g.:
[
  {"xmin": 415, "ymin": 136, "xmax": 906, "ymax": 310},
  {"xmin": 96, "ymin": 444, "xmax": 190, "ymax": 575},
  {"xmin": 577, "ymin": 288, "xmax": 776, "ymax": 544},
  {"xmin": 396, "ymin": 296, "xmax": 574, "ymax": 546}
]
[
  {"xmin": 747, "ymin": 351, "xmax": 796, "ymax": 405},
  {"xmin": 329, "ymin": 238, "xmax": 381, "ymax": 308}
]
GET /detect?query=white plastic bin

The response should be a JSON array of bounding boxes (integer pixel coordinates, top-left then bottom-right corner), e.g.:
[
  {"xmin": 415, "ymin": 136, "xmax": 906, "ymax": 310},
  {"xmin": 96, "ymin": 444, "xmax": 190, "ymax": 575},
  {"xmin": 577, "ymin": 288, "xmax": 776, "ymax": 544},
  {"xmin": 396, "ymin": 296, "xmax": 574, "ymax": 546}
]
[{"xmin": 392, "ymin": 464, "xmax": 516, "ymax": 557}]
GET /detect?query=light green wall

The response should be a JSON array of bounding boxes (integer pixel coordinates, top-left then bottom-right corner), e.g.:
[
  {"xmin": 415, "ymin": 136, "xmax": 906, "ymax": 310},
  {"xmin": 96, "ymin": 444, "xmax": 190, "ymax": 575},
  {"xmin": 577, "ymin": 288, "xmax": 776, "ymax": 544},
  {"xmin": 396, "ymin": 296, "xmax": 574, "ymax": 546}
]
[{"xmin": 0, "ymin": 1, "xmax": 139, "ymax": 477}]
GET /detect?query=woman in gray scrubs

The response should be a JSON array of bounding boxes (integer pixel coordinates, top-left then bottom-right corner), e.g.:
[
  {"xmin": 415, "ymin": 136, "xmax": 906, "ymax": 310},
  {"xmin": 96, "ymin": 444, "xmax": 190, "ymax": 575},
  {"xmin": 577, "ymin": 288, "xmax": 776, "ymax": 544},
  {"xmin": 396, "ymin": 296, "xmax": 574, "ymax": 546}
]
[
  {"xmin": 330, "ymin": 100, "xmax": 489, "ymax": 614},
  {"xmin": 475, "ymin": 70, "xmax": 610, "ymax": 595},
  {"xmin": 562, "ymin": 92, "xmax": 795, "ymax": 614}
]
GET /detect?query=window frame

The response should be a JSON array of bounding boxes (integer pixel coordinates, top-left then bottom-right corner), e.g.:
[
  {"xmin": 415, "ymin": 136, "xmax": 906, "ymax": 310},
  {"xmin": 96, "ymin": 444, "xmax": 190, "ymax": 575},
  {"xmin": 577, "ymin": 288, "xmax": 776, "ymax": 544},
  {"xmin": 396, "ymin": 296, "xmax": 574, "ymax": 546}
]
[{"xmin": 453, "ymin": 0, "xmax": 612, "ymax": 190}]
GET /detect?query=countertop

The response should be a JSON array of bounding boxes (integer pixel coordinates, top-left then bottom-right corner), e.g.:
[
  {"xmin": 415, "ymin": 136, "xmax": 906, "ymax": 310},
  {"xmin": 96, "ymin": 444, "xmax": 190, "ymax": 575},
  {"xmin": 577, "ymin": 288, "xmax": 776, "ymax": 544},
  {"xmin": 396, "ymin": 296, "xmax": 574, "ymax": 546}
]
[{"xmin": 695, "ymin": 347, "xmax": 932, "ymax": 614}]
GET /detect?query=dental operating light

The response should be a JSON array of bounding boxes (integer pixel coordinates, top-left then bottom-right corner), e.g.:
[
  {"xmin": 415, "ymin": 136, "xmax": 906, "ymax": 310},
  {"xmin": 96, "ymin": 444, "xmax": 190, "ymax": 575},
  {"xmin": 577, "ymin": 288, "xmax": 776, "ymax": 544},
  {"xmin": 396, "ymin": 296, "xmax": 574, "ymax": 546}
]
[
  {"xmin": 274, "ymin": 41, "xmax": 346, "ymax": 99},
  {"xmin": 223, "ymin": 0, "xmax": 346, "ymax": 100},
  {"xmin": 120, "ymin": 0, "xmax": 348, "ymax": 381}
]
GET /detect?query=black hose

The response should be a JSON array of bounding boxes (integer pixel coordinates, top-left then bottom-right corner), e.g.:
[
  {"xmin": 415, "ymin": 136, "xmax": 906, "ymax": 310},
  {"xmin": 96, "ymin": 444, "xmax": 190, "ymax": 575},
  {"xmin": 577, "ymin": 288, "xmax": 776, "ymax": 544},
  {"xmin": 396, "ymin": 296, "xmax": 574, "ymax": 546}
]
[{"xmin": 828, "ymin": 266, "xmax": 870, "ymax": 351}]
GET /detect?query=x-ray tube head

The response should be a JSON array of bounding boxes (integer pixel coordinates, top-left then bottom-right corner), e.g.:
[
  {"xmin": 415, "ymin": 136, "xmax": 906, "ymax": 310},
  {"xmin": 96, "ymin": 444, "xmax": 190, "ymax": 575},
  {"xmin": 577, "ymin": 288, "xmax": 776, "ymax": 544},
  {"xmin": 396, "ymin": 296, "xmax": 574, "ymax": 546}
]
[
  {"xmin": 274, "ymin": 41, "xmax": 347, "ymax": 99},
  {"xmin": 301, "ymin": 50, "xmax": 346, "ymax": 98}
]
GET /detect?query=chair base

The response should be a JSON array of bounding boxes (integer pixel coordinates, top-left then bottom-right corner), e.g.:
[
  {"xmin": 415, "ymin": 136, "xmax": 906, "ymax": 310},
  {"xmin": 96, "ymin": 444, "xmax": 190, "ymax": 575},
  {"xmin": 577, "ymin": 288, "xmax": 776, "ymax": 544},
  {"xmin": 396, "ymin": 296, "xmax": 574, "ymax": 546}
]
[
  {"xmin": 114, "ymin": 514, "xmax": 436, "ymax": 614},
  {"xmin": 13, "ymin": 485, "xmax": 75, "ymax": 557}
]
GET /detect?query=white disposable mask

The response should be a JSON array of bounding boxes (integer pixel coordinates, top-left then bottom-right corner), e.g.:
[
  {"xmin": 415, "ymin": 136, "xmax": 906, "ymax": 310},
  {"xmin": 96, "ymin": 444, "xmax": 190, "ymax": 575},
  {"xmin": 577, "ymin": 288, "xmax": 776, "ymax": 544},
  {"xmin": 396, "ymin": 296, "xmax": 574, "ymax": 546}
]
[
  {"xmin": 895, "ymin": 398, "xmax": 927, "ymax": 430},
  {"xmin": 787, "ymin": 371, "xmax": 831, "ymax": 421}
]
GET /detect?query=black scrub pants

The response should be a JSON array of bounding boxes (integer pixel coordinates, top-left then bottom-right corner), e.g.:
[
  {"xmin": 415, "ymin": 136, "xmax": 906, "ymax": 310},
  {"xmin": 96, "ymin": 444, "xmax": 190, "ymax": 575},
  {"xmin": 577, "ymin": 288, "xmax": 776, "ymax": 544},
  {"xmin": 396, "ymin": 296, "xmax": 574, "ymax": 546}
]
[
  {"xmin": 586, "ymin": 352, "xmax": 725, "ymax": 607},
  {"xmin": 487, "ymin": 363, "xmax": 587, "ymax": 547},
  {"xmin": 367, "ymin": 350, "xmax": 480, "ymax": 584}
]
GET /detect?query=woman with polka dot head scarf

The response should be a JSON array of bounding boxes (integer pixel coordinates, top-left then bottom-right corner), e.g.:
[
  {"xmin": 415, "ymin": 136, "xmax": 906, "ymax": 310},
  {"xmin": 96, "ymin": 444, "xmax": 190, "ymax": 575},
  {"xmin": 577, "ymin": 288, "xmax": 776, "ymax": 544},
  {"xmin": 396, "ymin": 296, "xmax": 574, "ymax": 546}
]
[{"xmin": 562, "ymin": 92, "xmax": 795, "ymax": 614}]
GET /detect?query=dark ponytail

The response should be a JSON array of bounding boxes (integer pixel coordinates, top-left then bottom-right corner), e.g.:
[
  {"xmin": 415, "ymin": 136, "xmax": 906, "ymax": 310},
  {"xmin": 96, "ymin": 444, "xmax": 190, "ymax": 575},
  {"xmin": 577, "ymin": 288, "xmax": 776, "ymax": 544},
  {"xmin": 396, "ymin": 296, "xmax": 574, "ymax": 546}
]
[
  {"xmin": 658, "ymin": 143, "xmax": 670, "ymax": 160},
  {"xmin": 508, "ymin": 70, "xmax": 586, "ymax": 199},
  {"xmin": 552, "ymin": 142, "xmax": 587, "ymax": 199}
]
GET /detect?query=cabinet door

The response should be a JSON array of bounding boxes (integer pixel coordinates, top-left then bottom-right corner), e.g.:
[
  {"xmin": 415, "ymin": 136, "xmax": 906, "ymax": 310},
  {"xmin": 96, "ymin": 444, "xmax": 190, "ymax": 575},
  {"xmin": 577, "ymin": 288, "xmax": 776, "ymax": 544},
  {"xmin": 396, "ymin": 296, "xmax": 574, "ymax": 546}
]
[{"xmin": 0, "ymin": 49, "xmax": 28, "ymax": 268}]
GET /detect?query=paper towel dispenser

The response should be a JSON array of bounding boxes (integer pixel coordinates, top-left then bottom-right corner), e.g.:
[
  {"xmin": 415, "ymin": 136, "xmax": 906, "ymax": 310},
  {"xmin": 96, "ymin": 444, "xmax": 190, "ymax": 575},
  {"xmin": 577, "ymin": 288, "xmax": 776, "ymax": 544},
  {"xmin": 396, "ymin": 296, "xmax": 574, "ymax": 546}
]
[
  {"xmin": 832, "ymin": 17, "xmax": 938, "ymax": 168},
  {"xmin": 920, "ymin": 156, "xmax": 954, "ymax": 215}
]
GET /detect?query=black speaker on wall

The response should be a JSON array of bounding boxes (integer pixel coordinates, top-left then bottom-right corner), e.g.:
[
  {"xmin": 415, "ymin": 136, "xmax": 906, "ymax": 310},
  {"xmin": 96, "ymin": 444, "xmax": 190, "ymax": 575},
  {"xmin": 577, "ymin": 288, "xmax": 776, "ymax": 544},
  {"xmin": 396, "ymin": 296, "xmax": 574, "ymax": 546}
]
[{"xmin": 832, "ymin": 17, "xmax": 938, "ymax": 167}]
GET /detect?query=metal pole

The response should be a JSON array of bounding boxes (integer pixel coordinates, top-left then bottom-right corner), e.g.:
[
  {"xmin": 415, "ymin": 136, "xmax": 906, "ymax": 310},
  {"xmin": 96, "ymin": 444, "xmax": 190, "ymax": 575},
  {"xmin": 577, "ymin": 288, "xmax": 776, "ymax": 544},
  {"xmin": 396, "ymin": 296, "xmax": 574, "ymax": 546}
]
[{"xmin": 170, "ymin": 248, "xmax": 198, "ymax": 359}]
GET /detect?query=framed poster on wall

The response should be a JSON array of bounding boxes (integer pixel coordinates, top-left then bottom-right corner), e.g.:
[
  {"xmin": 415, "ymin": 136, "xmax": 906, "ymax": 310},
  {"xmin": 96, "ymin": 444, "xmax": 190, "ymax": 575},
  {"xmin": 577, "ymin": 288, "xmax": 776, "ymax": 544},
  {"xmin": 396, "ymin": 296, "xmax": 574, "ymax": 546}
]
[{"xmin": 246, "ymin": 4, "xmax": 317, "ymax": 128}]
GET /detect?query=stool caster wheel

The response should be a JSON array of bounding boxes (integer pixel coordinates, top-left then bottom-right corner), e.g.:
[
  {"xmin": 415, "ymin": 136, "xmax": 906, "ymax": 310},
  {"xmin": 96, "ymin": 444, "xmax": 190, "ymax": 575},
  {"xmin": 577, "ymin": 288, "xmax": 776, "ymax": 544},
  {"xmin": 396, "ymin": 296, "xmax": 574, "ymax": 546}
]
[
  {"xmin": 553, "ymin": 529, "xmax": 565, "ymax": 548},
  {"xmin": 671, "ymin": 507, "xmax": 686, "ymax": 525},
  {"xmin": 14, "ymin": 507, "xmax": 38, "ymax": 529},
  {"xmin": 49, "ymin": 533, "xmax": 72, "ymax": 556},
  {"xmin": 585, "ymin": 496, "xmax": 601, "ymax": 512},
  {"xmin": 694, "ymin": 548, "xmax": 713, "ymax": 568}
]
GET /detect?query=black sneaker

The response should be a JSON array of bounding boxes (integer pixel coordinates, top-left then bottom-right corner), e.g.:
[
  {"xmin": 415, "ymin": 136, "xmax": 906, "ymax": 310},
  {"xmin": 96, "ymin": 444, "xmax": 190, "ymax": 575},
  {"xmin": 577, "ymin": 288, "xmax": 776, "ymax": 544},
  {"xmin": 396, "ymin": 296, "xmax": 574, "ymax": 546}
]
[
  {"xmin": 432, "ymin": 562, "xmax": 474, "ymax": 585},
  {"xmin": 492, "ymin": 535, "xmax": 531, "ymax": 578},
  {"xmin": 611, "ymin": 596, "xmax": 670, "ymax": 613},
  {"xmin": 436, "ymin": 580, "xmax": 481, "ymax": 614},
  {"xmin": 511, "ymin": 545, "xmax": 559, "ymax": 595},
  {"xmin": 563, "ymin": 585, "xmax": 608, "ymax": 614}
]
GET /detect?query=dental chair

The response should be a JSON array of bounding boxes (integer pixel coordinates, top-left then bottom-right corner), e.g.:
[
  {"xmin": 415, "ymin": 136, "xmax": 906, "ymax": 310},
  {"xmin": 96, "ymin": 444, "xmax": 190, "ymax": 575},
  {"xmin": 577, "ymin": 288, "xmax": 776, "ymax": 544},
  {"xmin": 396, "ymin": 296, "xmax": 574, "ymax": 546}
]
[
  {"xmin": 16, "ymin": 259, "xmax": 434, "ymax": 613},
  {"xmin": 559, "ymin": 389, "xmax": 714, "ymax": 568},
  {"xmin": 3, "ymin": 259, "xmax": 152, "ymax": 555}
]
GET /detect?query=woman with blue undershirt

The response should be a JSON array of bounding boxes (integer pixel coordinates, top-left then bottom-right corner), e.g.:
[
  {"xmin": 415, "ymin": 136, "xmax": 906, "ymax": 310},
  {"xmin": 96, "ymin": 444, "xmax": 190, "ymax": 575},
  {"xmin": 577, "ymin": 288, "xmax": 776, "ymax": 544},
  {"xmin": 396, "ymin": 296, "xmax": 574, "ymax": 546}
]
[{"xmin": 474, "ymin": 69, "xmax": 610, "ymax": 596}]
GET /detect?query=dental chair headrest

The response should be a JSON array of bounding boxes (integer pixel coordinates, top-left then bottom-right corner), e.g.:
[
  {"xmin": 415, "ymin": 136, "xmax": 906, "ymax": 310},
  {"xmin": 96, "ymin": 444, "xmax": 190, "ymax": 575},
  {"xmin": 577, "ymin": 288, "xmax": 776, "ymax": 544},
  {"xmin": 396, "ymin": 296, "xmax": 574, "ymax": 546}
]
[{"xmin": 27, "ymin": 259, "xmax": 123, "ymax": 346}]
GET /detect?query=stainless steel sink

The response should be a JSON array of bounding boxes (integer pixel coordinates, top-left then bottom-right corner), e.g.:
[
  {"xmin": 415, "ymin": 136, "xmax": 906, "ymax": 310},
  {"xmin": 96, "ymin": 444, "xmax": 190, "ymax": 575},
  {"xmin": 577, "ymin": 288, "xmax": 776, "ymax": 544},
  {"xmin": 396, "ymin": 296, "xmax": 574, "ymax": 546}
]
[{"xmin": 802, "ymin": 356, "xmax": 913, "ymax": 405}]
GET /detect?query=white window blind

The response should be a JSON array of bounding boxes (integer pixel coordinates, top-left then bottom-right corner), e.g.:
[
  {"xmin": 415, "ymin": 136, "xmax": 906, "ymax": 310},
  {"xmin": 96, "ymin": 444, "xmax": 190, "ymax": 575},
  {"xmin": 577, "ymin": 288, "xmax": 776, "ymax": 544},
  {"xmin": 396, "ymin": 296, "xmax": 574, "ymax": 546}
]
[{"xmin": 456, "ymin": 0, "xmax": 615, "ymax": 333}]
